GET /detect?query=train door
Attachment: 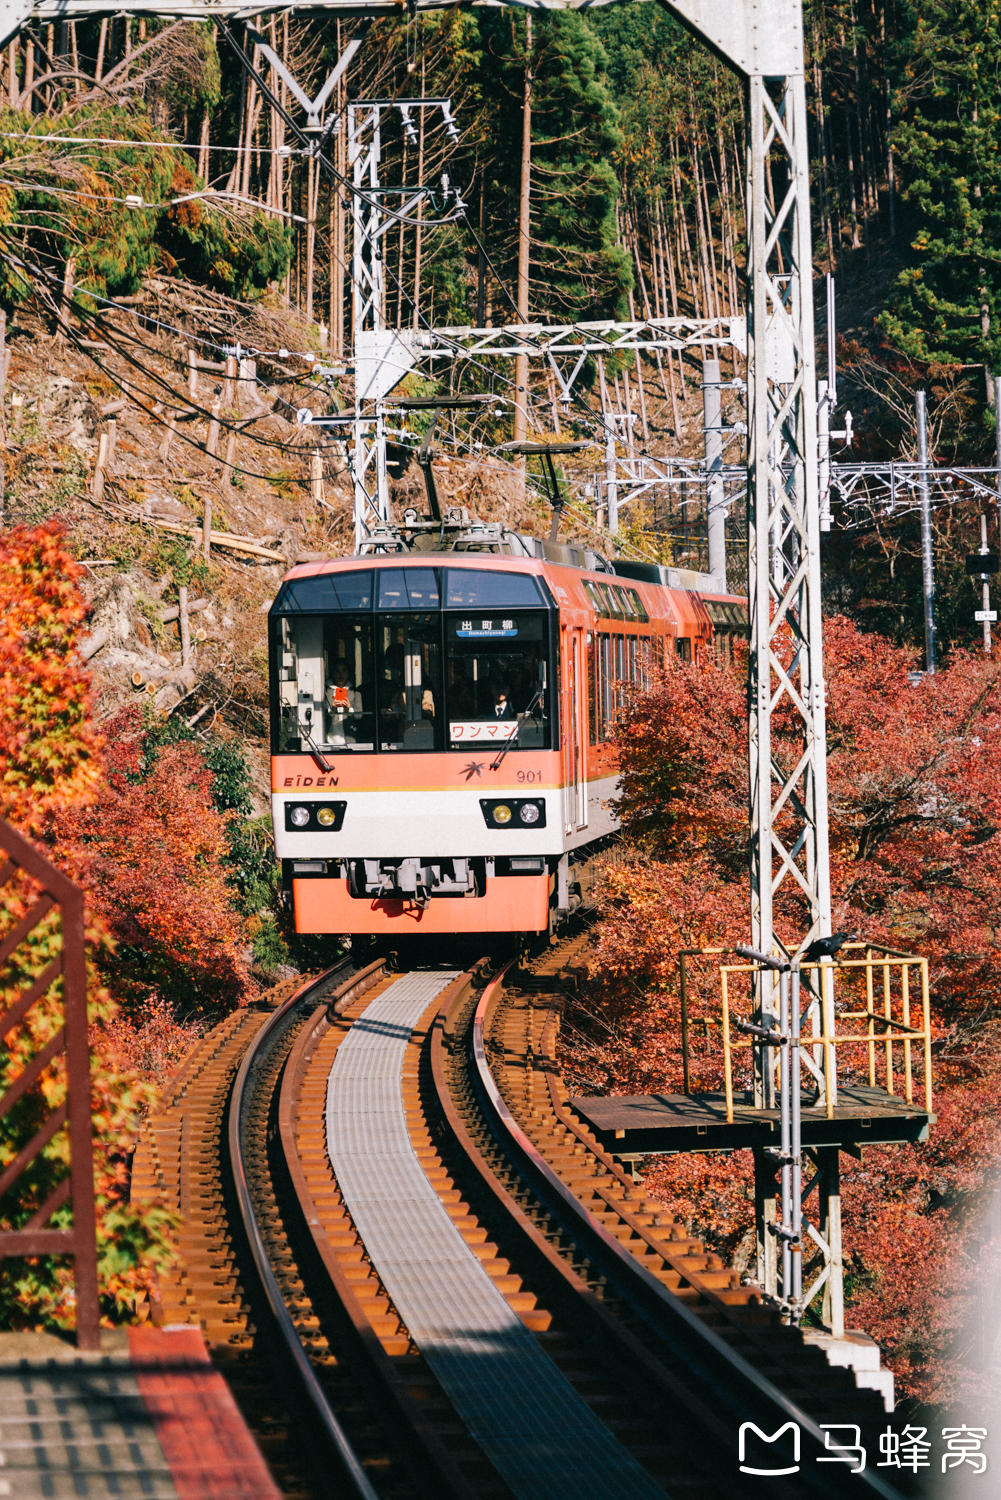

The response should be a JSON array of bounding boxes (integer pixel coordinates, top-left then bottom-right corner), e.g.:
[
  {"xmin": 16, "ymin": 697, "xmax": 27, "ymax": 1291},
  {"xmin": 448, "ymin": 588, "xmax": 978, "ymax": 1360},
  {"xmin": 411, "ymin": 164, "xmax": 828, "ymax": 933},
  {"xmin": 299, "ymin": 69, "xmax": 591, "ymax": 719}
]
[{"xmin": 562, "ymin": 626, "xmax": 587, "ymax": 834}]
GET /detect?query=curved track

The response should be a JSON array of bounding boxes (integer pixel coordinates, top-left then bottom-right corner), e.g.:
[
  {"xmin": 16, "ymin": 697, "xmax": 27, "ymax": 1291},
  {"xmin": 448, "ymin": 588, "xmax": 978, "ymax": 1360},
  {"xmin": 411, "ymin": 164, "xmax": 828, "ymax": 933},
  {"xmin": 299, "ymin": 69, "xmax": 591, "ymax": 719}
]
[{"xmin": 133, "ymin": 944, "xmax": 910, "ymax": 1500}]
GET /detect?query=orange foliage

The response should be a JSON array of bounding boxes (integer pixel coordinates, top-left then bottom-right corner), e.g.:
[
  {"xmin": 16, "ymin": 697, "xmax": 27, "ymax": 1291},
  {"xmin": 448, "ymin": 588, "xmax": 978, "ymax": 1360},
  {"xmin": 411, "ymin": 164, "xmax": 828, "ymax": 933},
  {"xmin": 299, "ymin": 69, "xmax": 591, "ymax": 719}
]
[
  {"xmin": 0, "ymin": 524, "xmax": 249, "ymax": 1332},
  {"xmin": 0, "ymin": 522, "xmax": 103, "ymax": 831}
]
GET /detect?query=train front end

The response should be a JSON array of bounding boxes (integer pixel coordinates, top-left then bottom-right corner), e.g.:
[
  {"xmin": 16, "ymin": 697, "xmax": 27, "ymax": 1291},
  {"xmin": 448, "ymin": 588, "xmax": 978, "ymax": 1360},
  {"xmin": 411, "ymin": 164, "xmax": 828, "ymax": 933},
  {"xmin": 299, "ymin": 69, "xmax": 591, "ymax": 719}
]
[{"xmin": 269, "ymin": 557, "xmax": 564, "ymax": 938}]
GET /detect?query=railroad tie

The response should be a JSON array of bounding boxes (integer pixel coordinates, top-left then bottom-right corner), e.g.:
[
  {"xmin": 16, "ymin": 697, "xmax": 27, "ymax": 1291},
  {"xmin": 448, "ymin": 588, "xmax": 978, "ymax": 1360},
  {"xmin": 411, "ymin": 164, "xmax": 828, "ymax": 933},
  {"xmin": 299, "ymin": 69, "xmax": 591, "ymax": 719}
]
[{"xmin": 325, "ymin": 971, "xmax": 664, "ymax": 1500}]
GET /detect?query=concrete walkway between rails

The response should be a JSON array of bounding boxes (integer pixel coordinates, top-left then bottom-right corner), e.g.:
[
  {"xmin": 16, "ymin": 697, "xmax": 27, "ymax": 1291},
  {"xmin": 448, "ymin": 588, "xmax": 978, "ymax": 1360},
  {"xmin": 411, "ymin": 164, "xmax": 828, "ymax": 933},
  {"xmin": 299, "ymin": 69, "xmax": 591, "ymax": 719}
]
[{"xmin": 325, "ymin": 969, "xmax": 664, "ymax": 1500}]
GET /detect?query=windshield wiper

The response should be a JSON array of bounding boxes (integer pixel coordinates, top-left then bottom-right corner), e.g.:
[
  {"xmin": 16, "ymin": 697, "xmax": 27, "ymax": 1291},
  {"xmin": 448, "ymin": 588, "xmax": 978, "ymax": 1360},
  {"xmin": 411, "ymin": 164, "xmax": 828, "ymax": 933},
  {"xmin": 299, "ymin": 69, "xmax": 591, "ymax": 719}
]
[
  {"xmin": 490, "ymin": 687, "xmax": 544, "ymax": 772},
  {"xmin": 300, "ymin": 710, "xmax": 333, "ymax": 773}
]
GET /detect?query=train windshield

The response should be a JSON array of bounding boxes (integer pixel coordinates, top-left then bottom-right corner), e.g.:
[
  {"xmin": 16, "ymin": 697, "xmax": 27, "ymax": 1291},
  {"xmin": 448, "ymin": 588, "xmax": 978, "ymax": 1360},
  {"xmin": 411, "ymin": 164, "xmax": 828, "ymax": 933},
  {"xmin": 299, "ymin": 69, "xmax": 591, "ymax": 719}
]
[
  {"xmin": 445, "ymin": 613, "xmax": 550, "ymax": 751},
  {"xmin": 271, "ymin": 567, "xmax": 552, "ymax": 754}
]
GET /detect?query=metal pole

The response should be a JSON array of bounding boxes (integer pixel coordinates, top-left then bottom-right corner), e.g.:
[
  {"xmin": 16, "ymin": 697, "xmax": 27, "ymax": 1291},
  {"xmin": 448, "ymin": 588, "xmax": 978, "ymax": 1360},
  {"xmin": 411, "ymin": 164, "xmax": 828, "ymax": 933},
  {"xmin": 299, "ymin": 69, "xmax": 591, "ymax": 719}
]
[
  {"xmin": 817, "ymin": 378, "xmax": 832, "ymax": 533},
  {"xmin": 351, "ymin": 102, "xmax": 389, "ymax": 550},
  {"xmin": 790, "ymin": 961, "xmax": 803, "ymax": 1316},
  {"xmin": 982, "ymin": 513, "xmax": 992, "ymax": 654},
  {"xmin": 916, "ymin": 390, "xmax": 937, "ymax": 673},
  {"xmin": 607, "ymin": 424, "xmax": 619, "ymax": 537},
  {"xmin": 703, "ymin": 358, "xmax": 726, "ymax": 584},
  {"xmin": 779, "ymin": 967, "xmax": 791, "ymax": 1307}
]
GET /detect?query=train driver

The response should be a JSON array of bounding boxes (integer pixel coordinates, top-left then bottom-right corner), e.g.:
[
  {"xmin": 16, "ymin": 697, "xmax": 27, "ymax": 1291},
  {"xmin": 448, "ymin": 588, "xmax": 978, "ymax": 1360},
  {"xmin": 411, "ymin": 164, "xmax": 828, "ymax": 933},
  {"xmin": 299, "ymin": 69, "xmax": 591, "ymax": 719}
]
[
  {"xmin": 493, "ymin": 688, "xmax": 516, "ymax": 720},
  {"xmin": 325, "ymin": 660, "xmax": 362, "ymax": 745}
]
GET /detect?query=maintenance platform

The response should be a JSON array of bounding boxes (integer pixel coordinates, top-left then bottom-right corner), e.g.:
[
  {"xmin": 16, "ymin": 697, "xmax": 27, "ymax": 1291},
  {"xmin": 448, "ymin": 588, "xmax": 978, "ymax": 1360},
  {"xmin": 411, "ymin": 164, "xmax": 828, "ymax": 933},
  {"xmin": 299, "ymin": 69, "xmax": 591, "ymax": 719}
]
[
  {"xmin": 569, "ymin": 1084, "xmax": 936, "ymax": 1158},
  {"xmin": 0, "ymin": 1325, "xmax": 279, "ymax": 1499}
]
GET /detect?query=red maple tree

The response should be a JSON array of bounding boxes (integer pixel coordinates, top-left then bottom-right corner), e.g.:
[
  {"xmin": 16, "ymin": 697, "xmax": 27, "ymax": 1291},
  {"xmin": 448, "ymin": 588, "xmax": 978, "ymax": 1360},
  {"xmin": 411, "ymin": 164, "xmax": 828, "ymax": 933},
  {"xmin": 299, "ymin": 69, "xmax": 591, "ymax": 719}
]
[{"xmin": 566, "ymin": 618, "xmax": 1001, "ymax": 1398}]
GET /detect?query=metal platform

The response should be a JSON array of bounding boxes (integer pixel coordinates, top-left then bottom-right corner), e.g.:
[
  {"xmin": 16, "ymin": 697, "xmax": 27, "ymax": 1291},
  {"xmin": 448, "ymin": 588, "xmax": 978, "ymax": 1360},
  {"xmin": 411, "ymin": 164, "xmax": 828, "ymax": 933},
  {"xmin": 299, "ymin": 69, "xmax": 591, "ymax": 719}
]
[
  {"xmin": 325, "ymin": 971, "xmax": 663, "ymax": 1500},
  {"xmin": 0, "ymin": 1326, "xmax": 279, "ymax": 1500},
  {"xmin": 570, "ymin": 1085, "xmax": 936, "ymax": 1158}
]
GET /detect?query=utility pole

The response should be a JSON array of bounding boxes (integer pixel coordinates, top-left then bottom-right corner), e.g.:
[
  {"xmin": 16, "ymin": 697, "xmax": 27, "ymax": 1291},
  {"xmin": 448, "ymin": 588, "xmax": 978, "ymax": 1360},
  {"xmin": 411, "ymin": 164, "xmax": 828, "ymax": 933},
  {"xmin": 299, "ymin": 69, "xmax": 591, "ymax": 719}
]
[
  {"xmin": 703, "ymin": 358, "xmax": 725, "ymax": 584},
  {"xmin": 980, "ymin": 513, "xmax": 992, "ymax": 653},
  {"xmin": 916, "ymin": 389, "xmax": 937, "ymax": 674},
  {"xmin": 597, "ymin": 358, "xmax": 618, "ymax": 536},
  {"xmin": 512, "ymin": 14, "xmax": 532, "ymax": 455}
]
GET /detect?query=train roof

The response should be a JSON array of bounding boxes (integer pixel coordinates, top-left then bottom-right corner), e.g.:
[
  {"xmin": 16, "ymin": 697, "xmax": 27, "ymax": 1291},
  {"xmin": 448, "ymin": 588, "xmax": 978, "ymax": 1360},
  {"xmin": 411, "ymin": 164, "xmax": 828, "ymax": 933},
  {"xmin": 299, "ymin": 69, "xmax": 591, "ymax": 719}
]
[{"xmin": 283, "ymin": 526, "xmax": 729, "ymax": 600}]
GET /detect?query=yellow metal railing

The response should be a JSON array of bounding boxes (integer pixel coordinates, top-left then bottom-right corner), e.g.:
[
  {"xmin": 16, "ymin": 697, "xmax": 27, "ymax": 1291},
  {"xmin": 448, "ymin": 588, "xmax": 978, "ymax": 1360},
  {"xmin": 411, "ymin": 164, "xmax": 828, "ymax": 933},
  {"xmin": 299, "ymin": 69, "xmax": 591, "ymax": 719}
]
[{"xmin": 716, "ymin": 943, "xmax": 932, "ymax": 1123}]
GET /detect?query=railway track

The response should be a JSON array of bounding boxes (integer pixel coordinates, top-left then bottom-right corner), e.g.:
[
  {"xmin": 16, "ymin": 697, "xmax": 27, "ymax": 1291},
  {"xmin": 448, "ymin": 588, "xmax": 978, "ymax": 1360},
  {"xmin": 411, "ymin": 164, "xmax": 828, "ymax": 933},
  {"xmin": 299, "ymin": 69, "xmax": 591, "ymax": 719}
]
[{"xmin": 132, "ymin": 941, "xmax": 911, "ymax": 1500}]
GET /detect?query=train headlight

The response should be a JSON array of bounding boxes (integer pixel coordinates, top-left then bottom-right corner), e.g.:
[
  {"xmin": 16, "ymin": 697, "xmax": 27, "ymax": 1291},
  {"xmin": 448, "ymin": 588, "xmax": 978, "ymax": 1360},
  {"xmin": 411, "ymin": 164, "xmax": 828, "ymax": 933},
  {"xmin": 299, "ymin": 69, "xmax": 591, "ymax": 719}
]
[
  {"xmin": 492, "ymin": 804, "xmax": 513, "ymax": 825},
  {"xmin": 316, "ymin": 806, "xmax": 337, "ymax": 827},
  {"xmin": 519, "ymin": 802, "xmax": 540, "ymax": 825},
  {"xmin": 290, "ymin": 805, "xmax": 310, "ymax": 827}
]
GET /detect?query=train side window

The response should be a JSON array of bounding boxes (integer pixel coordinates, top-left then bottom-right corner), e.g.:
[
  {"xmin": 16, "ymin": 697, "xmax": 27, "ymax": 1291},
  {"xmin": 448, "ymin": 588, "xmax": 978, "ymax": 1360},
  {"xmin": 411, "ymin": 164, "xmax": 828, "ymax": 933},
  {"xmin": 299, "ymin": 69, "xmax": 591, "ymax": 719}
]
[
  {"xmin": 676, "ymin": 637, "xmax": 692, "ymax": 663},
  {"xmin": 587, "ymin": 634, "xmax": 598, "ymax": 745},
  {"xmin": 583, "ymin": 579, "xmax": 608, "ymax": 618},
  {"xmin": 637, "ymin": 636, "xmax": 651, "ymax": 689},
  {"xmin": 598, "ymin": 583, "xmax": 624, "ymax": 621},
  {"xmin": 612, "ymin": 634, "xmax": 628, "ymax": 712},
  {"xmin": 627, "ymin": 589, "xmax": 648, "ymax": 622},
  {"xmin": 596, "ymin": 632, "xmax": 612, "ymax": 741}
]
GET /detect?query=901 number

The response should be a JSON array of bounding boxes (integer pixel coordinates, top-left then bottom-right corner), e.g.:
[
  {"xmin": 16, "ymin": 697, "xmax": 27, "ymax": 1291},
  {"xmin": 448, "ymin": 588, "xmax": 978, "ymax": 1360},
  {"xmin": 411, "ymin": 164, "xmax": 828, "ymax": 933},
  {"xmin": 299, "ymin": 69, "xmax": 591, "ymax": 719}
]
[{"xmin": 517, "ymin": 769, "xmax": 541, "ymax": 784}]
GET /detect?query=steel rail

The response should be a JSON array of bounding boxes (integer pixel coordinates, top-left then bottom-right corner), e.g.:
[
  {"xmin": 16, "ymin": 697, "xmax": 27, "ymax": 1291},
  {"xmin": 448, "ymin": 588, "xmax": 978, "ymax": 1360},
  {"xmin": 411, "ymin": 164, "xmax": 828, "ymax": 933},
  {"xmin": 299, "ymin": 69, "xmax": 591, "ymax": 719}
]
[
  {"xmin": 469, "ymin": 968, "xmax": 905, "ymax": 1500},
  {"xmin": 226, "ymin": 959, "xmax": 381, "ymax": 1500},
  {"xmin": 275, "ymin": 964, "xmax": 482, "ymax": 1500}
]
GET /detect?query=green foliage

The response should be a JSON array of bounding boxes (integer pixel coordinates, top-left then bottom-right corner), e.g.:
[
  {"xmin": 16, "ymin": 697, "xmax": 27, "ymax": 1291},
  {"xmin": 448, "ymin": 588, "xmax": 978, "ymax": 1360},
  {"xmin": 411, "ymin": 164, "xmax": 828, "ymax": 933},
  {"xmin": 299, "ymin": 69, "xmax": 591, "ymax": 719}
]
[
  {"xmin": 878, "ymin": 0, "xmax": 1001, "ymax": 371},
  {"xmin": 142, "ymin": 535, "xmax": 210, "ymax": 595},
  {"xmin": 0, "ymin": 101, "xmax": 291, "ymax": 309},
  {"xmin": 224, "ymin": 816, "xmax": 277, "ymax": 917},
  {"xmin": 251, "ymin": 914, "xmax": 290, "ymax": 976},
  {"xmin": 473, "ymin": 9, "xmax": 632, "ymax": 321}
]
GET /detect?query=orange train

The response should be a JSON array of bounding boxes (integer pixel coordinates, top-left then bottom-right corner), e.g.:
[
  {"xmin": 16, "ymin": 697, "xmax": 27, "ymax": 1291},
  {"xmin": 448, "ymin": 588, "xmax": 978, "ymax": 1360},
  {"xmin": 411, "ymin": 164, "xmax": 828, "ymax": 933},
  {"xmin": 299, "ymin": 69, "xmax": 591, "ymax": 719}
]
[{"xmin": 268, "ymin": 535, "xmax": 746, "ymax": 940}]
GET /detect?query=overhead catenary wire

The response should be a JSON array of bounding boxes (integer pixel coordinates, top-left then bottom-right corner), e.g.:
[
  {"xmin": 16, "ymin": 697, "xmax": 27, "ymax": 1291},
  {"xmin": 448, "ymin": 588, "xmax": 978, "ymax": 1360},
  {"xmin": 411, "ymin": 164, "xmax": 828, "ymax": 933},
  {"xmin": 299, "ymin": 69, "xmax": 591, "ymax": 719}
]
[
  {"xmin": 0, "ymin": 130, "xmax": 318, "ymax": 156},
  {"xmin": 0, "ymin": 176, "xmax": 312, "ymax": 222},
  {"xmin": 0, "ymin": 32, "xmax": 704, "ymax": 552}
]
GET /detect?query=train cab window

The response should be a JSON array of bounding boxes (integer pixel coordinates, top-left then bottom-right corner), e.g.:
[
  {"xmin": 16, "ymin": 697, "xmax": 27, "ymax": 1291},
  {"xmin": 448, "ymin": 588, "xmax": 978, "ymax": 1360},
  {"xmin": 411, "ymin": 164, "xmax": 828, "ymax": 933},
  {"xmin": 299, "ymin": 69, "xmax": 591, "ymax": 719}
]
[
  {"xmin": 274, "ymin": 613, "xmax": 376, "ymax": 753},
  {"xmin": 445, "ymin": 612, "xmax": 551, "ymax": 751},
  {"xmin": 444, "ymin": 569, "xmax": 546, "ymax": 609},
  {"xmin": 377, "ymin": 568, "xmax": 441, "ymax": 610},
  {"xmin": 377, "ymin": 614, "xmax": 442, "ymax": 751},
  {"xmin": 676, "ymin": 637, "xmax": 692, "ymax": 663},
  {"xmin": 272, "ymin": 570, "xmax": 372, "ymax": 613}
]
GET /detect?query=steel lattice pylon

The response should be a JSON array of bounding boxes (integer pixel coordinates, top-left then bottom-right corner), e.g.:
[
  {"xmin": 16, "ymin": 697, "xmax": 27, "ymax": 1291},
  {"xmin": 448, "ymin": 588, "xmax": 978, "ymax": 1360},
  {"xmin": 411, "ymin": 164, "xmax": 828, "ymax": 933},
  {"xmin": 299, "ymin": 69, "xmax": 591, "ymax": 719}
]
[{"xmin": 745, "ymin": 68, "xmax": 832, "ymax": 988}]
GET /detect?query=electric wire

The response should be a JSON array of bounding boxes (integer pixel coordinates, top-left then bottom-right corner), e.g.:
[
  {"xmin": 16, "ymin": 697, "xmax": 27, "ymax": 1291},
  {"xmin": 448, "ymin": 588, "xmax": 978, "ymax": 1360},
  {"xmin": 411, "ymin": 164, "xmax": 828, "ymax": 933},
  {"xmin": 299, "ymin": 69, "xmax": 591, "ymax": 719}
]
[
  {"xmin": 217, "ymin": 20, "xmax": 467, "ymax": 233},
  {"xmin": 4, "ymin": 249, "xmax": 354, "ymax": 487}
]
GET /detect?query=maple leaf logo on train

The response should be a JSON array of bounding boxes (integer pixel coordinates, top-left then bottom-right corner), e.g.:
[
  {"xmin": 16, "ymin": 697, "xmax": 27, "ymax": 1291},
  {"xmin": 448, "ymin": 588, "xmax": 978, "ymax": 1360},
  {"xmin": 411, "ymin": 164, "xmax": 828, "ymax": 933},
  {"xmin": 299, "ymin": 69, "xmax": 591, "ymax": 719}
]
[{"xmin": 462, "ymin": 761, "xmax": 484, "ymax": 781}]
